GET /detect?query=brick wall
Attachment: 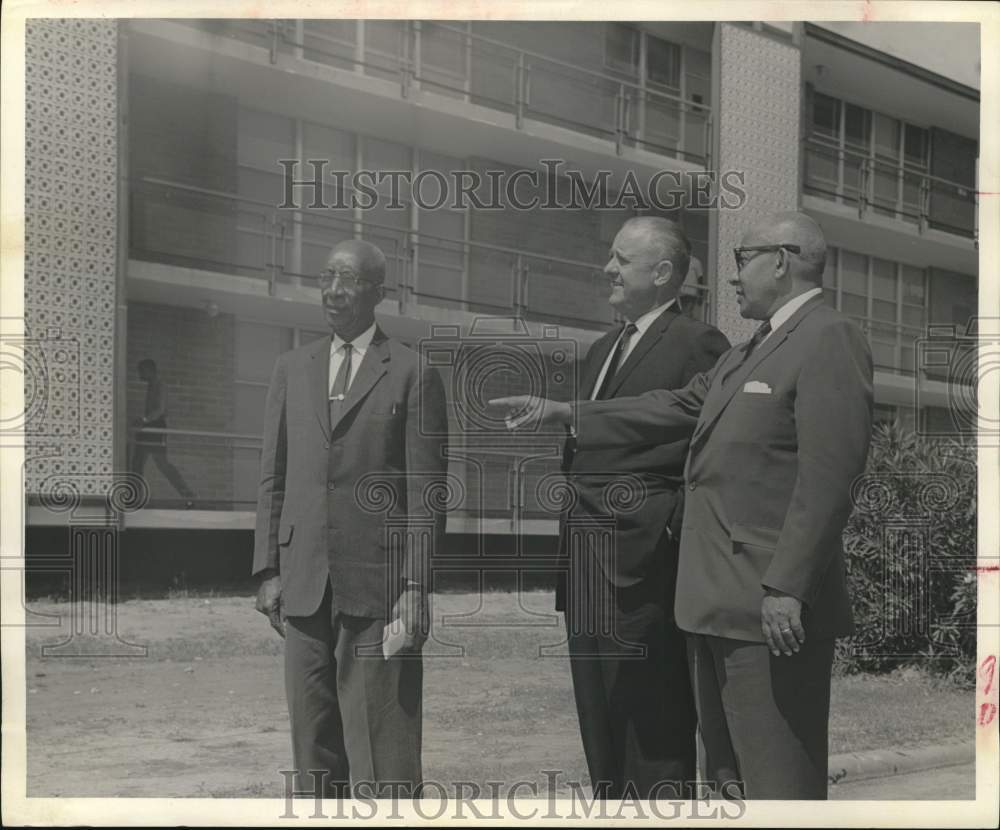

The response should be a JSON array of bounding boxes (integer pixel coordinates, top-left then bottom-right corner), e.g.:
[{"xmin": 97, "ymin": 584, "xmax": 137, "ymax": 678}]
[{"xmin": 126, "ymin": 302, "xmax": 235, "ymax": 504}]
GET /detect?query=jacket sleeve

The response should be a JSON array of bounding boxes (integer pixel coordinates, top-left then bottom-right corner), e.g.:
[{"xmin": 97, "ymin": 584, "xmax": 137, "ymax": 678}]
[
  {"xmin": 682, "ymin": 327, "xmax": 731, "ymax": 385},
  {"xmin": 402, "ymin": 360, "xmax": 449, "ymax": 586},
  {"xmin": 252, "ymin": 355, "xmax": 288, "ymax": 576},
  {"xmin": 574, "ymin": 358, "xmax": 723, "ymax": 451},
  {"xmin": 762, "ymin": 319, "xmax": 874, "ymax": 605}
]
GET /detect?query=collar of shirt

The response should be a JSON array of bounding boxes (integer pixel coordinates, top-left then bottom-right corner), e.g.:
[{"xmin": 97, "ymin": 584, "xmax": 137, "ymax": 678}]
[
  {"xmin": 329, "ymin": 323, "xmax": 377, "ymax": 395},
  {"xmin": 621, "ymin": 298, "xmax": 676, "ymax": 359},
  {"xmin": 765, "ymin": 287, "xmax": 822, "ymax": 340},
  {"xmin": 590, "ymin": 298, "xmax": 677, "ymax": 399}
]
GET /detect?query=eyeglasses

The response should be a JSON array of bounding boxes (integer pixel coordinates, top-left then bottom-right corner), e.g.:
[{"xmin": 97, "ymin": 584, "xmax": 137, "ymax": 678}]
[
  {"xmin": 733, "ymin": 244, "xmax": 801, "ymax": 273},
  {"xmin": 318, "ymin": 269, "xmax": 379, "ymax": 290}
]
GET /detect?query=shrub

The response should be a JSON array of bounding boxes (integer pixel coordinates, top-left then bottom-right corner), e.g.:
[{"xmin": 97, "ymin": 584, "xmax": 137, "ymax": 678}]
[{"xmin": 837, "ymin": 422, "xmax": 977, "ymax": 684}]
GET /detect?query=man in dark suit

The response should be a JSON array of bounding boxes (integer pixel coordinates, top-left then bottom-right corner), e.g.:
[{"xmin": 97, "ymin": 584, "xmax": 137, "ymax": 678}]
[
  {"xmin": 495, "ymin": 212, "xmax": 873, "ymax": 799},
  {"xmin": 254, "ymin": 240, "xmax": 448, "ymax": 798},
  {"xmin": 559, "ymin": 217, "xmax": 729, "ymax": 799}
]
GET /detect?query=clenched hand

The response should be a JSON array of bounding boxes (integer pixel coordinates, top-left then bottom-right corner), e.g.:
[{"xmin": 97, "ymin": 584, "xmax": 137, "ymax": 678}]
[{"xmin": 255, "ymin": 572, "xmax": 284, "ymax": 638}]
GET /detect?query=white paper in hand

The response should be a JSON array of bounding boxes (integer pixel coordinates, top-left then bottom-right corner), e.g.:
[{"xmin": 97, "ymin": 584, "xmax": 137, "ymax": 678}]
[{"xmin": 382, "ymin": 617, "xmax": 407, "ymax": 660}]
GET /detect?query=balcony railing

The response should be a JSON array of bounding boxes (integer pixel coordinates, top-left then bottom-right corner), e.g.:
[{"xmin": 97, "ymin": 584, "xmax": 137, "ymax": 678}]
[
  {"xmin": 802, "ymin": 136, "xmax": 978, "ymax": 242},
  {"xmin": 130, "ymin": 175, "xmax": 626, "ymax": 329},
  {"xmin": 171, "ymin": 19, "xmax": 712, "ymax": 165},
  {"xmin": 848, "ymin": 316, "xmax": 925, "ymax": 377},
  {"xmin": 125, "ymin": 426, "xmax": 566, "ymax": 524}
]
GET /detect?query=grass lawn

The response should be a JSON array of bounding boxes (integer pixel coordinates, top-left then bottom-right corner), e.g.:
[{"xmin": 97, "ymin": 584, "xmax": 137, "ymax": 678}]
[{"xmin": 22, "ymin": 592, "xmax": 973, "ymax": 797}]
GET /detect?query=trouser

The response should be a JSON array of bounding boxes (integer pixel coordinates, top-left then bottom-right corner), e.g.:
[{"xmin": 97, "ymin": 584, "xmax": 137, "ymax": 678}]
[
  {"xmin": 283, "ymin": 580, "xmax": 422, "ymax": 799},
  {"xmin": 565, "ymin": 539, "xmax": 697, "ymax": 799},
  {"xmin": 131, "ymin": 440, "xmax": 194, "ymax": 499},
  {"xmin": 686, "ymin": 632, "xmax": 835, "ymax": 800}
]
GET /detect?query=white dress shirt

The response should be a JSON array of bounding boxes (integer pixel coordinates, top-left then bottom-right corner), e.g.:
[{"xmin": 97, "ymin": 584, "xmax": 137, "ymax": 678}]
[
  {"xmin": 328, "ymin": 323, "xmax": 376, "ymax": 397},
  {"xmin": 762, "ymin": 287, "xmax": 823, "ymax": 344},
  {"xmin": 590, "ymin": 299, "xmax": 676, "ymax": 399}
]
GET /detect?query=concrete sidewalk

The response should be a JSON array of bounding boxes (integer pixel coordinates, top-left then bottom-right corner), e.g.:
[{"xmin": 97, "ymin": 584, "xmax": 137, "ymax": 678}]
[{"xmin": 828, "ymin": 740, "xmax": 975, "ymax": 786}]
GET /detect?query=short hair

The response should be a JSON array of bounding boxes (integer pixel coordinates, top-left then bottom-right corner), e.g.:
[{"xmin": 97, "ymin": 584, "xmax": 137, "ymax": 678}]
[
  {"xmin": 138, "ymin": 359, "xmax": 157, "ymax": 373},
  {"xmin": 330, "ymin": 239, "xmax": 387, "ymax": 285},
  {"xmin": 623, "ymin": 216, "xmax": 691, "ymax": 286}
]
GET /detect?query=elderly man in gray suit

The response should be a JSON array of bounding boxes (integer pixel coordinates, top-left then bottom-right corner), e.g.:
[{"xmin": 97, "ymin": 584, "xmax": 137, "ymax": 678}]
[{"xmin": 254, "ymin": 239, "xmax": 449, "ymax": 799}]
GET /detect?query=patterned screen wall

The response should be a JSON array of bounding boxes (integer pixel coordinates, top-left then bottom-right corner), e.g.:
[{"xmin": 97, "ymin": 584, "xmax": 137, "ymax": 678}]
[
  {"xmin": 713, "ymin": 24, "xmax": 802, "ymax": 344},
  {"xmin": 24, "ymin": 19, "xmax": 119, "ymax": 496}
]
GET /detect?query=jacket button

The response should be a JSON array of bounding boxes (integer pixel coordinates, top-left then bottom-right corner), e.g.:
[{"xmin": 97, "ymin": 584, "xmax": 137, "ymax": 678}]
[
  {"xmin": 689, "ymin": 482, "xmax": 697, "ymax": 491},
  {"xmin": 327, "ymin": 482, "xmax": 336, "ymax": 491},
  {"xmin": 324, "ymin": 442, "xmax": 330, "ymax": 449}
]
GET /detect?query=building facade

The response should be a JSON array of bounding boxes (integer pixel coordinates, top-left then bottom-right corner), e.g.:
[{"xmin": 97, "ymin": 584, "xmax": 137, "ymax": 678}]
[{"xmin": 23, "ymin": 18, "xmax": 980, "ymax": 549}]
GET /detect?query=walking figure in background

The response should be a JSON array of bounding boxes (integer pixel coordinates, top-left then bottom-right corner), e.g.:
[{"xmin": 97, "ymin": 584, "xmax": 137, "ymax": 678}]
[{"xmin": 131, "ymin": 358, "xmax": 195, "ymax": 508}]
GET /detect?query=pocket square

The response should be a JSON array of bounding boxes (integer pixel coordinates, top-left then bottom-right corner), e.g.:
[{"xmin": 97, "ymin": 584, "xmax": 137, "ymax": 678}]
[{"xmin": 743, "ymin": 381, "xmax": 772, "ymax": 394}]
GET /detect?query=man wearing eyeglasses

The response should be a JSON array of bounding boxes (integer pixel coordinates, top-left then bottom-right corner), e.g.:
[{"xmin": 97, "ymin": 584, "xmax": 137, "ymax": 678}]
[
  {"xmin": 492, "ymin": 211, "xmax": 873, "ymax": 799},
  {"xmin": 253, "ymin": 239, "xmax": 448, "ymax": 799}
]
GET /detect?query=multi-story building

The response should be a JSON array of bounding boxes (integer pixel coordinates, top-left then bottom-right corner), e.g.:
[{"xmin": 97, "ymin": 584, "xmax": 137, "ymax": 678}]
[{"xmin": 22, "ymin": 19, "xmax": 980, "ymax": 573}]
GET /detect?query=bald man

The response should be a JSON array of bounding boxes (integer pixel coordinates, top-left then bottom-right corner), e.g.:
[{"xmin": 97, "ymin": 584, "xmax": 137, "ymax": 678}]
[
  {"xmin": 559, "ymin": 217, "xmax": 729, "ymax": 799},
  {"xmin": 494, "ymin": 212, "xmax": 873, "ymax": 798},
  {"xmin": 254, "ymin": 240, "xmax": 449, "ymax": 798}
]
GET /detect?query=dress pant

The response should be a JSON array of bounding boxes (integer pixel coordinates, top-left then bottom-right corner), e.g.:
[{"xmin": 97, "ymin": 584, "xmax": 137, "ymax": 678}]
[
  {"xmin": 283, "ymin": 579, "xmax": 422, "ymax": 798},
  {"xmin": 686, "ymin": 632, "xmax": 835, "ymax": 800},
  {"xmin": 565, "ymin": 535, "xmax": 697, "ymax": 799}
]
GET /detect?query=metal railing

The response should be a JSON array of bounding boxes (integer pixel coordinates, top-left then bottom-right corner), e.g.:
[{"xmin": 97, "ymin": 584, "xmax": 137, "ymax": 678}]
[
  {"xmin": 802, "ymin": 136, "xmax": 978, "ymax": 242},
  {"xmin": 847, "ymin": 316, "xmax": 925, "ymax": 376},
  {"xmin": 175, "ymin": 19, "xmax": 712, "ymax": 165},
  {"xmin": 130, "ymin": 175, "xmax": 618, "ymax": 329}
]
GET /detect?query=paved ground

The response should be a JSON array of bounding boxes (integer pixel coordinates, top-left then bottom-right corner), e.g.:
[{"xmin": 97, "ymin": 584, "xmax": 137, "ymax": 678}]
[{"xmin": 830, "ymin": 762, "xmax": 976, "ymax": 800}]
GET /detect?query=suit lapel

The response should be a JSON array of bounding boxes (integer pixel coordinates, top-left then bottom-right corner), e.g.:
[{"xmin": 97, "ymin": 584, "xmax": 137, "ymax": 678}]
[
  {"xmin": 308, "ymin": 335, "xmax": 333, "ymax": 441},
  {"xmin": 329, "ymin": 328, "xmax": 390, "ymax": 433},
  {"xmin": 691, "ymin": 296, "xmax": 825, "ymax": 446},
  {"xmin": 606, "ymin": 306, "xmax": 679, "ymax": 397},
  {"xmin": 580, "ymin": 330, "xmax": 617, "ymax": 399}
]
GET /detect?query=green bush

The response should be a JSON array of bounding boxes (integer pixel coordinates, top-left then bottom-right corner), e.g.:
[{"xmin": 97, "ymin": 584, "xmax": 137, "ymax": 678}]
[{"xmin": 836, "ymin": 422, "xmax": 977, "ymax": 684}]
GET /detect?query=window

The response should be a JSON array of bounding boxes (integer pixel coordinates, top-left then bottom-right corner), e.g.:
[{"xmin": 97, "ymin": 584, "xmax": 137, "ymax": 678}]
[
  {"xmin": 823, "ymin": 246, "xmax": 933, "ymax": 376},
  {"xmin": 646, "ymin": 35, "xmax": 681, "ymax": 89},
  {"xmin": 604, "ymin": 23, "xmax": 638, "ymax": 74}
]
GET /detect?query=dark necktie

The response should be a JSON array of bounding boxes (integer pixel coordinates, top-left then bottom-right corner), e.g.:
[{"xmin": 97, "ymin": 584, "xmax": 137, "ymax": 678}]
[
  {"xmin": 595, "ymin": 322, "xmax": 638, "ymax": 400},
  {"xmin": 722, "ymin": 320, "xmax": 771, "ymax": 385},
  {"xmin": 328, "ymin": 342, "xmax": 353, "ymax": 426}
]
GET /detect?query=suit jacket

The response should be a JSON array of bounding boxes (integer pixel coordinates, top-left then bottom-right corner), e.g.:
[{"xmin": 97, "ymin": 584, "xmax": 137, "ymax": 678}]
[
  {"xmin": 575, "ymin": 296, "xmax": 873, "ymax": 641},
  {"xmin": 253, "ymin": 327, "xmax": 449, "ymax": 619},
  {"xmin": 559, "ymin": 306, "xmax": 730, "ymax": 598}
]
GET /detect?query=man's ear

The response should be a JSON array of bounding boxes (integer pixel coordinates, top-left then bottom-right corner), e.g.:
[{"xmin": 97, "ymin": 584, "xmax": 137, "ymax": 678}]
[{"xmin": 652, "ymin": 260, "xmax": 674, "ymax": 288}]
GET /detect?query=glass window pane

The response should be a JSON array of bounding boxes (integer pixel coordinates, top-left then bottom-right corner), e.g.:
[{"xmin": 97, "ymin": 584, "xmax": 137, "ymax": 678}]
[
  {"xmin": 235, "ymin": 322, "xmax": 293, "ymax": 383},
  {"xmin": 238, "ymin": 107, "xmax": 294, "ymax": 171},
  {"xmin": 840, "ymin": 250, "xmax": 868, "ymax": 296},
  {"xmin": 902, "ymin": 304, "xmax": 925, "ymax": 328},
  {"xmin": 300, "ymin": 329, "xmax": 329, "ymax": 345},
  {"xmin": 844, "ymin": 103, "xmax": 870, "ymax": 149},
  {"xmin": 872, "ymin": 299, "xmax": 896, "ymax": 322},
  {"xmin": 605, "ymin": 23, "xmax": 637, "ymax": 74},
  {"xmin": 812, "ymin": 92, "xmax": 839, "ymax": 138},
  {"xmin": 646, "ymin": 36, "xmax": 680, "ymax": 89},
  {"xmin": 872, "ymin": 258, "xmax": 896, "ymax": 301},
  {"xmin": 841, "ymin": 292, "xmax": 867, "ymax": 318},
  {"xmin": 302, "ymin": 121, "xmax": 356, "ymax": 175},
  {"xmin": 902, "ymin": 265, "xmax": 925, "ymax": 304},
  {"xmin": 873, "ymin": 113, "xmax": 900, "ymax": 160},
  {"xmin": 905, "ymin": 124, "xmax": 928, "ymax": 167}
]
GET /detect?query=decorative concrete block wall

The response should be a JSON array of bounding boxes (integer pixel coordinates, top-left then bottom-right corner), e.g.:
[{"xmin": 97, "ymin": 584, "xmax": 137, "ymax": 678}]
[{"xmin": 23, "ymin": 19, "xmax": 119, "ymax": 498}]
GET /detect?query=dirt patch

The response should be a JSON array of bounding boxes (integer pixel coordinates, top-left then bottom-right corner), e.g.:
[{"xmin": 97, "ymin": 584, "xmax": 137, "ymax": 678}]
[{"xmin": 23, "ymin": 592, "xmax": 972, "ymax": 798}]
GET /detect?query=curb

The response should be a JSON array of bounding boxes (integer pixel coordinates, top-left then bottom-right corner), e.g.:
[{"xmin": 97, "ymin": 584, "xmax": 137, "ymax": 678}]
[{"xmin": 828, "ymin": 741, "xmax": 975, "ymax": 786}]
